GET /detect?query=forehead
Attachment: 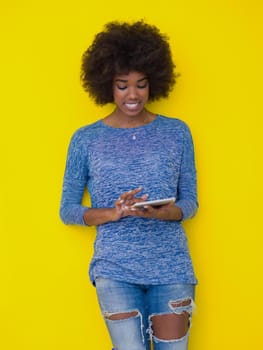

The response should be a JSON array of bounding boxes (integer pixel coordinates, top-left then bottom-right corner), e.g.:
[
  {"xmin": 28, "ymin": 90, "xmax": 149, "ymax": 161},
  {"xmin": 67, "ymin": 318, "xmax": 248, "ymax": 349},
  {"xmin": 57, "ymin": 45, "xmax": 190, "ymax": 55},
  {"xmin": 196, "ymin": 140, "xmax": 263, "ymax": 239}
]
[{"xmin": 114, "ymin": 71, "xmax": 147, "ymax": 81}]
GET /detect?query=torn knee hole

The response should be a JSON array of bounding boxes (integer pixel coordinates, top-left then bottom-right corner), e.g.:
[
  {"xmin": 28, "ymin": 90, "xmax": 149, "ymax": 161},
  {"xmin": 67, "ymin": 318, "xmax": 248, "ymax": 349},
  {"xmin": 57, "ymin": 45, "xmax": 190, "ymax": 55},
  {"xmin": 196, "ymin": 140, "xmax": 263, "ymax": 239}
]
[
  {"xmin": 151, "ymin": 312, "xmax": 190, "ymax": 341},
  {"xmin": 170, "ymin": 298, "xmax": 192, "ymax": 308},
  {"xmin": 104, "ymin": 310, "xmax": 138, "ymax": 321}
]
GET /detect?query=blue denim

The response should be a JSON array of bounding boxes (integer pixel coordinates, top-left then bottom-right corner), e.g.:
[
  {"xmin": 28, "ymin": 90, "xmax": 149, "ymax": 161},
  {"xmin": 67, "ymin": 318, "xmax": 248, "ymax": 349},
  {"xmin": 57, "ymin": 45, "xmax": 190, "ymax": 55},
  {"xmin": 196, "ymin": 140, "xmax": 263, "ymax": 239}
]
[{"xmin": 95, "ymin": 278, "xmax": 195, "ymax": 350}]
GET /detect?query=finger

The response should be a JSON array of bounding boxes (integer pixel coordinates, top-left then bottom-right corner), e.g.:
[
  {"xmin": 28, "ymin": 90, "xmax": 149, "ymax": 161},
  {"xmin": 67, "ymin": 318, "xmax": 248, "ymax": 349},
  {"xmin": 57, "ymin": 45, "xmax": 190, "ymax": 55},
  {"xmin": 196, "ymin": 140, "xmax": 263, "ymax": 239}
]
[
  {"xmin": 130, "ymin": 193, "xmax": 149, "ymax": 207},
  {"xmin": 127, "ymin": 187, "xmax": 143, "ymax": 197},
  {"xmin": 141, "ymin": 194, "xmax": 149, "ymax": 200},
  {"xmin": 128, "ymin": 207, "xmax": 152, "ymax": 218},
  {"xmin": 141, "ymin": 205, "xmax": 155, "ymax": 214},
  {"xmin": 115, "ymin": 198, "xmax": 124, "ymax": 207},
  {"xmin": 143, "ymin": 205, "xmax": 152, "ymax": 211},
  {"xmin": 120, "ymin": 187, "xmax": 143, "ymax": 200}
]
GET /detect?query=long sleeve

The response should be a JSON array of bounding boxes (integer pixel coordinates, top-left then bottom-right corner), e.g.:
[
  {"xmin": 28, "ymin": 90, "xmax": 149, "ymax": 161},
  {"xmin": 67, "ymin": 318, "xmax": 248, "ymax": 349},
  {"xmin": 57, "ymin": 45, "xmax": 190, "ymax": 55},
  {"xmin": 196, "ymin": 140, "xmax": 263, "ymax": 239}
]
[
  {"xmin": 60, "ymin": 130, "xmax": 89, "ymax": 225},
  {"xmin": 60, "ymin": 117, "xmax": 198, "ymax": 285},
  {"xmin": 175, "ymin": 124, "xmax": 198, "ymax": 220}
]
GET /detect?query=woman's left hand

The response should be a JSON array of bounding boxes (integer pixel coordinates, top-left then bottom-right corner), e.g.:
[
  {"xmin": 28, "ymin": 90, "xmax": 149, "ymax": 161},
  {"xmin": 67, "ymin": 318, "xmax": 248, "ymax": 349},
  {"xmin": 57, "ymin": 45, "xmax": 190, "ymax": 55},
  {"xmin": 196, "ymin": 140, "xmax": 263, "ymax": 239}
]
[{"xmin": 126, "ymin": 202, "xmax": 183, "ymax": 221}]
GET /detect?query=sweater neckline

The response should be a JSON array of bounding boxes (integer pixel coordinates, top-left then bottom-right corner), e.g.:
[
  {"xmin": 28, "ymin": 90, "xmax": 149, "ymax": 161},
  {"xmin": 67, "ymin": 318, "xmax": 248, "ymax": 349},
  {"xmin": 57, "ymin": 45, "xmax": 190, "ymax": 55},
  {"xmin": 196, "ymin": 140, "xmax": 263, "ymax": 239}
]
[{"xmin": 99, "ymin": 114, "xmax": 160, "ymax": 131}]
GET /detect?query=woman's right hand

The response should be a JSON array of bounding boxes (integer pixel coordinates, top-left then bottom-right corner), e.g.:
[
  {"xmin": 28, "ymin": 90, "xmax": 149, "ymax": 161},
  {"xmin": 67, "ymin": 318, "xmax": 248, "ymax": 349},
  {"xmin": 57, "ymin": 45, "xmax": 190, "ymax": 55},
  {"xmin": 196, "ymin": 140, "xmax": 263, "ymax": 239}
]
[
  {"xmin": 83, "ymin": 187, "xmax": 148, "ymax": 225},
  {"xmin": 113, "ymin": 187, "xmax": 148, "ymax": 221}
]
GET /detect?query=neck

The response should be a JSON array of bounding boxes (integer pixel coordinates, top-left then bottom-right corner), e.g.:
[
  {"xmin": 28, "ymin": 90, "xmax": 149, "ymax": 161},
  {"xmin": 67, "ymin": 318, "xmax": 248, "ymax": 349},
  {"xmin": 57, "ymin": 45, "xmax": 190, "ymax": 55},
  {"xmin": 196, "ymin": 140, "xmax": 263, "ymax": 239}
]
[{"xmin": 104, "ymin": 109, "xmax": 156, "ymax": 128}]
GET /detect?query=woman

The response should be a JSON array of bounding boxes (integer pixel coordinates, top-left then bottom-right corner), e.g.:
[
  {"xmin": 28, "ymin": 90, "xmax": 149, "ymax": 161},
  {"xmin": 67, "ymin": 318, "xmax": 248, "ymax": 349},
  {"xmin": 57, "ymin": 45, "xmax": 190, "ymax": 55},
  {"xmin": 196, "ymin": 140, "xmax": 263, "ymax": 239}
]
[{"xmin": 60, "ymin": 20, "xmax": 198, "ymax": 350}]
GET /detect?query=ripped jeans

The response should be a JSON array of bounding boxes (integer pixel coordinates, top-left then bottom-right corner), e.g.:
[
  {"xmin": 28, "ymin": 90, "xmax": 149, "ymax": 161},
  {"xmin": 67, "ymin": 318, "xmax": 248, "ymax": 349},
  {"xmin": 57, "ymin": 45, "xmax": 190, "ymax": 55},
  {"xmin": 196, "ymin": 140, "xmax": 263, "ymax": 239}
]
[{"xmin": 95, "ymin": 278, "xmax": 195, "ymax": 350}]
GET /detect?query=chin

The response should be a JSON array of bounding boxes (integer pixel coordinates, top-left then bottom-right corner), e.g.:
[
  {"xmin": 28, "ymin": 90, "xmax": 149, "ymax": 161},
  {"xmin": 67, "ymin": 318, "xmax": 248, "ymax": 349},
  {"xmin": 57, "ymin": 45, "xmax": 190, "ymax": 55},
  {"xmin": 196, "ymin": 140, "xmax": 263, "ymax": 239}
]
[{"xmin": 123, "ymin": 108, "xmax": 145, "ymax": 117}]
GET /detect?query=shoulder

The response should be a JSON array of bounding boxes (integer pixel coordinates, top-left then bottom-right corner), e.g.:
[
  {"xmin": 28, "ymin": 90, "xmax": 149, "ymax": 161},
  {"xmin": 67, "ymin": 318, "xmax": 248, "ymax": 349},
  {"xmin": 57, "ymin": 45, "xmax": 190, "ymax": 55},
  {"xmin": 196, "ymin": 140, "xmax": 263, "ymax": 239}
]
[
  {"xmin": 70, "ymin": 120, "xmax": 103, "ymax": 144},
  {"xmin": 157, "ymin": 115, "xmax": 192, "ymax": 135}
]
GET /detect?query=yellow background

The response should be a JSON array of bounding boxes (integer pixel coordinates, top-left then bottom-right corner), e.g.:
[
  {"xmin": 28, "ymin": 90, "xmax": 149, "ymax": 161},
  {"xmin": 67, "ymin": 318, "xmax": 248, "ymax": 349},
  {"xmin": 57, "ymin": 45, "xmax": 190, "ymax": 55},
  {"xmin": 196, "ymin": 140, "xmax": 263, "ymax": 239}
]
[{"xmin": 1, "ymin": 1, "xmax": 263, "ymax": 349}]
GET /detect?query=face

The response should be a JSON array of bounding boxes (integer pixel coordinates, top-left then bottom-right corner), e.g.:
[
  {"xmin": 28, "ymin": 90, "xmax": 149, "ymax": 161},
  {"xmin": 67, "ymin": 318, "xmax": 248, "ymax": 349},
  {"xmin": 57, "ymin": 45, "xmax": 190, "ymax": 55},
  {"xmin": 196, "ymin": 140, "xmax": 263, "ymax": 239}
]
[{"xmin": 112, "ymin": 71, "xmax": 149, "ymax": 118}]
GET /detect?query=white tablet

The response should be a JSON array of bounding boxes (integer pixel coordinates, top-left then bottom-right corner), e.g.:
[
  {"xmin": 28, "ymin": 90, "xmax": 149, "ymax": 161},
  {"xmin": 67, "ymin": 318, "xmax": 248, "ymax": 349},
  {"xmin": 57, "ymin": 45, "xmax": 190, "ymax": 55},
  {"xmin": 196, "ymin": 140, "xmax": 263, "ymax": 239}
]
[{"xmin": 132, "ymin": 197, "xmax": 176, "ymax": 208}]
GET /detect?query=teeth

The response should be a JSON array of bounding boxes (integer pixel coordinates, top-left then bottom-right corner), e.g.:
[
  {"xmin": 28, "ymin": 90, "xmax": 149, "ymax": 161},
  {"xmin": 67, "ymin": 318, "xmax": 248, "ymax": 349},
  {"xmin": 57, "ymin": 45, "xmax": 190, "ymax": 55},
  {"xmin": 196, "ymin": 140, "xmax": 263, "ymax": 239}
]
[{"xmin": 125, "ymin": 103, "xmax": 138, "ymax": 109}]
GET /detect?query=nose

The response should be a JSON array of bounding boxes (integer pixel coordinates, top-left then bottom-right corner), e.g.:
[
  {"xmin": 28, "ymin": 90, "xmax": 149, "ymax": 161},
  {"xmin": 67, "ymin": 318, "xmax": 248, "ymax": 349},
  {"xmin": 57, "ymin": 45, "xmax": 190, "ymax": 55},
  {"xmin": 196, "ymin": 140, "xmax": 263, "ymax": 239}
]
[{"xmin": 127, "ymin": 86, "xmax": 138, "ymax": 99}]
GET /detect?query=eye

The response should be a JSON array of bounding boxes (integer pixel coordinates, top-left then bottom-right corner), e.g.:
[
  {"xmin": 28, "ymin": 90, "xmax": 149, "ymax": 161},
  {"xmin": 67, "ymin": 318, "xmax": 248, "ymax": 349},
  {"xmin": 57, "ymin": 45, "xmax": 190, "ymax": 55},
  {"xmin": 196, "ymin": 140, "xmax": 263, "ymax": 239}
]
[
  {"xmin": 137, "ymin": 82, "xmax": 148, "ymax": 89},
  {"xmin": 116, "ymin": 85, "xmax": 127, "ymax": 90}
]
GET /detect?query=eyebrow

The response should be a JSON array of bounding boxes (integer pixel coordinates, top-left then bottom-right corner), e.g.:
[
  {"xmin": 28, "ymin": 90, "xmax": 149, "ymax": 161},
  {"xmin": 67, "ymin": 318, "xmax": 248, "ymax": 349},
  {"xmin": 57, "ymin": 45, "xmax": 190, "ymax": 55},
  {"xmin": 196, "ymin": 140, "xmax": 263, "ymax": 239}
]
[{"xmin": 114, "ymin": 77, "xmax": 148, "ymax": 83}]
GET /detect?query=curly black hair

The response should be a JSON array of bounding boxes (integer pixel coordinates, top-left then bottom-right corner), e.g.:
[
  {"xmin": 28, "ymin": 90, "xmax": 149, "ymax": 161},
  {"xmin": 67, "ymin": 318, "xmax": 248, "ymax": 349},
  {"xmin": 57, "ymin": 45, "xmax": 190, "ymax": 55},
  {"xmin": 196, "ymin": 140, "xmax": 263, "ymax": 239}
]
[{"xmin": 80, "ymin": 20, "xmax": 177, "ymax": 105}]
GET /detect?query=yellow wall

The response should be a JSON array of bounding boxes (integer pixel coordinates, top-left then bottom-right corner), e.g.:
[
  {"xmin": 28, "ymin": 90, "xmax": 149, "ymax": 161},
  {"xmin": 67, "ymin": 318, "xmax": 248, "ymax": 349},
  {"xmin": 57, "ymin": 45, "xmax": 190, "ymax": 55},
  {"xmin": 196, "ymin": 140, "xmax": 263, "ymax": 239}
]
[{"xmin": 1, "ymin": 1, "xmax": 263, "ymax": 349}]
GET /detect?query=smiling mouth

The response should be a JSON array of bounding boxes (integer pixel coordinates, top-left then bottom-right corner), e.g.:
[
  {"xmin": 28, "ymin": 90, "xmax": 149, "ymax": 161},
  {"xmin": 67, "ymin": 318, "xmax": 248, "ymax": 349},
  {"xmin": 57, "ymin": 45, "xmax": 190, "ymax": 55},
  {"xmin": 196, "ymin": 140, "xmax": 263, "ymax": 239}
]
[{"xmin": 125, "ymin": 102, "xmax": 139, "ymax": 110}]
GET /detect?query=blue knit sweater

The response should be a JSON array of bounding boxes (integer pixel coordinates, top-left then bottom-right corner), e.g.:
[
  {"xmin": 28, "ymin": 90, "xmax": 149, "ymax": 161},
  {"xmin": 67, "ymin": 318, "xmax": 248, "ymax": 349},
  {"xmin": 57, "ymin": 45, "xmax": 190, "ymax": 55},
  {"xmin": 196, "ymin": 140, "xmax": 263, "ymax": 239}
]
[{"xmin": 60, "ymin": 115, "xmax": 198, "ymax": 285}]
